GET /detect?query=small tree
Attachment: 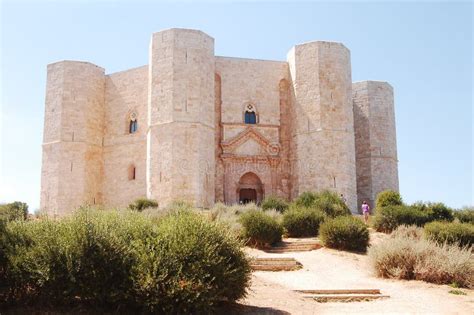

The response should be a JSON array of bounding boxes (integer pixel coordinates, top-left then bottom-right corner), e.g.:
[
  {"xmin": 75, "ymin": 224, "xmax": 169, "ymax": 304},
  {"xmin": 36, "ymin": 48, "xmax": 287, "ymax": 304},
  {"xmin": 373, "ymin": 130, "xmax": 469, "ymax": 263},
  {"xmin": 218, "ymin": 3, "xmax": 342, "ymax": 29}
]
[
  {"xmin": 0, "ymin": 201, "xmax": 28, "ymax": 222},
  {"xmin": 375, "ymin": 190, "xmax": 403, "ymax": 210}
]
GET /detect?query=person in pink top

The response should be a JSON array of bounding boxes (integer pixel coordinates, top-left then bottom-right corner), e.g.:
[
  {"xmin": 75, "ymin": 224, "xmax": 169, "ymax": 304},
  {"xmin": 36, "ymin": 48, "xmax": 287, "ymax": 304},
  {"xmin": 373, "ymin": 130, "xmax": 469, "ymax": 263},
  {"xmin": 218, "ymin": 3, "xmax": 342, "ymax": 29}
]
[{"xmin": 361, "ymin": 201, "xmax": 370, "ymax": 224}]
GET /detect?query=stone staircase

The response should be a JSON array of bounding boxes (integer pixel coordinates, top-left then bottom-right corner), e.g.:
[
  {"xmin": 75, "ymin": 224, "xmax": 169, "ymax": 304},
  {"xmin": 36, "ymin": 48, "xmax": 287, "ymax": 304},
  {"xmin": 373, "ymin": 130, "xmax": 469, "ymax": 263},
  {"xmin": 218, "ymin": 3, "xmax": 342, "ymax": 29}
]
[
  {"xmin": 250, "ymin": 257, "xmax": 302, "ymax": 271},
  {"xmin": 263, "ymin": 240, "xmax": 322, "ymax": 253},
  {"xmin": 294, "ymin": 289, "xmax": 389, "ymax": 302}
]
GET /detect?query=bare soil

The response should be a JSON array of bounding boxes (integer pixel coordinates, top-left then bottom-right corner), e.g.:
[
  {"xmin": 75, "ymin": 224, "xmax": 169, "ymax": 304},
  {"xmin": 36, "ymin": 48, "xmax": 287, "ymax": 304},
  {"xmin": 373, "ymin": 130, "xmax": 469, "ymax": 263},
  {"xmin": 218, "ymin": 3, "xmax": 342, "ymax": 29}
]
[{"xmin": 235, "ymin": 232, "xmax": 473, "ymax": 314}]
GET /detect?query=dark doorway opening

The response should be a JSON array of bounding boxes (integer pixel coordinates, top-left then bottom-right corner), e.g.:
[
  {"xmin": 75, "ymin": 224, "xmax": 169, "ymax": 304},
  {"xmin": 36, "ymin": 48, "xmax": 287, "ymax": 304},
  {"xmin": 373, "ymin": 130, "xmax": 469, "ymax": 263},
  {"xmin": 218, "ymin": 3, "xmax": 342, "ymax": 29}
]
[{"xmin": 240, "ymin": 188, "xmax": 257, "ymax": 204}]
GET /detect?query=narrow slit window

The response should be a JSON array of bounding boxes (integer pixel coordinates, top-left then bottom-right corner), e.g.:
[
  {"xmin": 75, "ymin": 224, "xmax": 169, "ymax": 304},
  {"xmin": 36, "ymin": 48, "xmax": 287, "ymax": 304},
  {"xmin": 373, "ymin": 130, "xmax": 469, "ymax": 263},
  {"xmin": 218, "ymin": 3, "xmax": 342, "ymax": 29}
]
[
  {"xmin": 128, "ymin": 165, "xmax": 136, "ymax": 181},
  {"xmin": 129, "ymin": 120, "xmax": 138, "ymax": 133}
]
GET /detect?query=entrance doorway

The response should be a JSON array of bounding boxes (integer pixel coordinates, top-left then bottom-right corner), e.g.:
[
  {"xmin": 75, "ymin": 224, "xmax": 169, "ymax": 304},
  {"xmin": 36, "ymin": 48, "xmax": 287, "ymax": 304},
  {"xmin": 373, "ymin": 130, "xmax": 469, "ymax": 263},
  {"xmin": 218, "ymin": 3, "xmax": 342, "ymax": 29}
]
[
  {"xmin": 237, "ymin": 172, "xmax": 264, "ymax": 204},
  {"xmin": 240, "ymin": 188, "xmax": 257, "ymax": 204}
]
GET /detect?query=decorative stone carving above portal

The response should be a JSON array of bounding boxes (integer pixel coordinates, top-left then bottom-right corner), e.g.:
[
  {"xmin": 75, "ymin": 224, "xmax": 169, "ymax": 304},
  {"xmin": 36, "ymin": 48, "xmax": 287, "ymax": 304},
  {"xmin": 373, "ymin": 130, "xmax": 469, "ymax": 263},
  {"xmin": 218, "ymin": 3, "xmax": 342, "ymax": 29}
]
[{"xmin": 221, "ymin": 127, "xmax": 280, "ymax": 158}]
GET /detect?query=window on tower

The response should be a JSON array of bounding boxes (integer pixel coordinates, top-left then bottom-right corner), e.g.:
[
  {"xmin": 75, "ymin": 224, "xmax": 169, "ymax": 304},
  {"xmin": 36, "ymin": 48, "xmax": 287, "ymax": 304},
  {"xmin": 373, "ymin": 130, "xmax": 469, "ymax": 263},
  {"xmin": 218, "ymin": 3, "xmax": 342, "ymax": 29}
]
[
  {"xmin": 244, "ymin": 104, "xmax": 257, "ymax": 124},
  {"xmin": 128, "ymin": 165, "xmax": 136, "ymax": 180},
  {"xmin": 128, "ymin": 111, "xmax": 138, "ymax": 134},
  {"xmin": 129, "ymin": 120, "xmax": 138, "ymax": 133}
]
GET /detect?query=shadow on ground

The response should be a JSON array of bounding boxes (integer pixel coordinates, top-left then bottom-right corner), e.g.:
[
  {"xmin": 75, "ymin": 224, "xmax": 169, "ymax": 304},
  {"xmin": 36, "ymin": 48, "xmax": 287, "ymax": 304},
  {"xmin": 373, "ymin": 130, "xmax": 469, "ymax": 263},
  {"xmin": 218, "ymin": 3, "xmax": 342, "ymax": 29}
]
[{"xmin": 217, "ymin": 302, "xmax": 291, "ymax": 315}]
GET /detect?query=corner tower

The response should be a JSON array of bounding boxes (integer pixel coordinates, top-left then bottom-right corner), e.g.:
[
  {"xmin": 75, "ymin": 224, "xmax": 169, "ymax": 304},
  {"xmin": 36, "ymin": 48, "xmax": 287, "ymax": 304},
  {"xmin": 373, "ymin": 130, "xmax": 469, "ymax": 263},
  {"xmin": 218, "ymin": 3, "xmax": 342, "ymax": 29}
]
[
  {"xmin": 287, "ymin": 41, "xmax": 357, "ymax": 211},
  {"xmin": 353, "ymin": 81, "xmax": 399, "ymax": 210},
  {"xmin": 40, "ymin": 61, "xmax": 105, "ymax": 216},
  {"xmin": 146, "ymin": 29, "xmax": 216, "ymax": 207}
]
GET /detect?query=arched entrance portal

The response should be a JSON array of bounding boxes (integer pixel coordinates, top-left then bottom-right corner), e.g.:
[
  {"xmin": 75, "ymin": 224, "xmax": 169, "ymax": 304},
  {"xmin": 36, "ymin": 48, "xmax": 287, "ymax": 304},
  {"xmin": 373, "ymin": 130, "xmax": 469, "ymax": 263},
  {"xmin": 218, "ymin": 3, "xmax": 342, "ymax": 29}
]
[{"xmin": 238, "ymin": 172, "xmax": 263, "ymax": 204}]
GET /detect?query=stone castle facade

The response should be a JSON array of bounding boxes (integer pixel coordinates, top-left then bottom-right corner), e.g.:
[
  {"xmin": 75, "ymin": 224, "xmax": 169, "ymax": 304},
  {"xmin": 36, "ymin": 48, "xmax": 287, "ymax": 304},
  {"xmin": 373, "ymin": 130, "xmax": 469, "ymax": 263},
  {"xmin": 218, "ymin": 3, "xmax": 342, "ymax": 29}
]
[{"xmin": 40, "ymin": 28, "xmax": 399, "ymax": 216}]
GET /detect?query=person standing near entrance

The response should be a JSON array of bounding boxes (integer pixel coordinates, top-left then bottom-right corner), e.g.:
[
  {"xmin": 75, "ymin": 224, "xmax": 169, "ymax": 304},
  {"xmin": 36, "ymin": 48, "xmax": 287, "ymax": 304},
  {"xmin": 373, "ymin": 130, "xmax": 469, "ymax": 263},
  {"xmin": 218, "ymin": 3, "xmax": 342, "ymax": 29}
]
[
  {"xmin": 361, "ymin": 201, "xmax": 370, "ymax": 224},
  {"xmin": 340, "ymin": 194, "xmax": 347, "ymax": 205}
]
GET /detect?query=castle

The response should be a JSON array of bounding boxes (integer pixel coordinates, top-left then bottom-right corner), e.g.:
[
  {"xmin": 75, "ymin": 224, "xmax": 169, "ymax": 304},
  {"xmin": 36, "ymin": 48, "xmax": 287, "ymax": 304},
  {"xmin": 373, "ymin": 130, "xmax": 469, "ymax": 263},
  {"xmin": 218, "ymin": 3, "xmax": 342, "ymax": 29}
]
[{"xmin": 40, "ymin": 28, "xmax": 399, "ymax": 216}]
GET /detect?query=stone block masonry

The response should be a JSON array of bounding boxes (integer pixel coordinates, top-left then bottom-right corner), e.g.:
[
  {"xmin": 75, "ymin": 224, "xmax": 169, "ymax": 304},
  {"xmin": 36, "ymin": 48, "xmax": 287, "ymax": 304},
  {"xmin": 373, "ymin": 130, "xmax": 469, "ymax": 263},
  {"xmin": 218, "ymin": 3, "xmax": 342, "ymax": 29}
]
[{"xmin": 40, "ymin": 28, "xmax": 399, "ymax": 215}]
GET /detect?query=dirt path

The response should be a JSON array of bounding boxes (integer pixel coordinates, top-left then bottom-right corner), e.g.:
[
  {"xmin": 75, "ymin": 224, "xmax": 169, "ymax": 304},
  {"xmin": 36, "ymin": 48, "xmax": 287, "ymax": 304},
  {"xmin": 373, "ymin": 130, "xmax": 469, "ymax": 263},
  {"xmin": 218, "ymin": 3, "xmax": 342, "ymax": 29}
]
[{"xmin": 237, "ymin": 236, "xmax": 473, "ymax": 314}]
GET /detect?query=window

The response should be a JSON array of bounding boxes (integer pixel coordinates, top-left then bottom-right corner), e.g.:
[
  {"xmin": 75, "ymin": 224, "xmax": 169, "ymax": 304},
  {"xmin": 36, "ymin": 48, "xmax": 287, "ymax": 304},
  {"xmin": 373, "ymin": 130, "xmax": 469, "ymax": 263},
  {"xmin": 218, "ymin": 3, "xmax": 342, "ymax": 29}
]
[
  {"xmin": 244, "ymin": 104, "xmax": 257, "ymax": 124},
  {"xmin": 128, "ymin": 111, "xmax": 138, "ymax": 134},
  {"xmin": 128, "ymin": 165, "xmax": 136, "ymax": 180},
  {"xmin": 129, "ymin": 120, "xmax": 138, "ymax": 133},
  {"xmin": 244, "ymin": 111, "xmax": 256, "ymax": 124}
]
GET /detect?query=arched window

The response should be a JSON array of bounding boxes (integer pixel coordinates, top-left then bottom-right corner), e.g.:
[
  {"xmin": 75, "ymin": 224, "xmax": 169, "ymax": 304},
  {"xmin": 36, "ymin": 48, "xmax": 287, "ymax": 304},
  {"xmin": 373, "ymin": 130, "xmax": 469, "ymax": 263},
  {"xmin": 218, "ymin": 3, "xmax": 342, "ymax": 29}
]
[
  {"xmin": 128, "ymin": 112, "xmax": 138, "ymax": 134},
  {"xmin": 244, "ymin": 104, "xmax": 257, "ymax": 124},
  {"xmin": 245, "ymin": 111, "xmax": 256, "ymax": 124},
  {"xmin": 128, "ymin": 165, "xmax": 136, "ymax": 180}
]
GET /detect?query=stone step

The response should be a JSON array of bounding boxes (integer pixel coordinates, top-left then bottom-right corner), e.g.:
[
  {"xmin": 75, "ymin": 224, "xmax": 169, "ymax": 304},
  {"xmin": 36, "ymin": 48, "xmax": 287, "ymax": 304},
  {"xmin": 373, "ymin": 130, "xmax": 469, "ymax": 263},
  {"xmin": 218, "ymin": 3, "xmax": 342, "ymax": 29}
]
[
  {"xmin": 274, "ymin": 244, "xmax": 321, "ymax": 249},
  {"xmin": 264, "ymin": 241, "xmax": 322, "ymax": 253},
  {"xmin": 264, "ymin": 246, "xmax": 320, "ymax": 253},
  {"xmin": 250, "ymin": 257, "xmax": 302, "ymax": 271},
  {"xmin": 251, "ymin": 257, "xmax": 299, "ymax": 265},
  {"xmin": 301, "ymin": 294, "xmax": 389, "ymax": 302},
  {"xmin": 294, "ymin": 289, "xmax": 389, "ymax": 302},
  {"xmin": 295, "ymin": 289, "xmax": 381, "ymax": 295}
]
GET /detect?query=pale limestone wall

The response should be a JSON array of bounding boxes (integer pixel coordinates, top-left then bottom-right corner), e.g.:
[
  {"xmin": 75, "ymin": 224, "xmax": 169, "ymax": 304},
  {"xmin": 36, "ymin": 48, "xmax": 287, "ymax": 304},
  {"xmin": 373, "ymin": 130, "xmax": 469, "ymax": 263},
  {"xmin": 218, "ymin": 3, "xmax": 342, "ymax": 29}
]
[
  {"xmin": 353, "ymin": 81, "xmax": 399, "ymax": 210},
  {"xmin": 216, "ymin": 57, "xmax": 288, "ymax": 125},
  {"xmin": 40, "ymin": 61, "xmax": 105, "ymax": 216},
  {"xmin": 147, "ymin": 29, "xmax": 215, "ymax": 208},
  {"xmin": 288, "ymin": 41, "xmax": 358, "ymax": 212},
  {"xmin": 102, "ymin": 66, "xmax": 148, "ymax": 207},
  {"xmin": 40, "ymin": 28, "xmax": 398, "ymax": 215}
]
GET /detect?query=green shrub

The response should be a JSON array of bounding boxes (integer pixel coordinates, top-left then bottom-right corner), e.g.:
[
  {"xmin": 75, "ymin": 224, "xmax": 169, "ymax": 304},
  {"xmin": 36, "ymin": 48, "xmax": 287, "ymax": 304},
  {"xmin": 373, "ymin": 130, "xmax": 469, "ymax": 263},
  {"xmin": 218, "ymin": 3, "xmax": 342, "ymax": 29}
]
[
  {"xmin": 373, "ymin": 205, "xmax": 429, "ymax": 233},
  {"xmin": 294, "ymin": 190, "xmax": 350, "ymax": 218},
  {"xmin": 239, "ymin": 210, "xmax": 283, "ymax": 247},
  {"xmin": 0, "ymin": 208, "xmax": 251, "ymax": 312},
  {"xmin": 375, "ymin": 190, "xmax": 403, "ymax": 210},
  {"xmin": 209, "ymin": 202, "xmax": 262, "ymax": 237},
  {"xmin": 319, "ymin": 216, "xmax": 369, "ymax": 252},
  {"xmin": 412, "ymin": 202, "xmax": 454, "ymax": 222},
  {"xmin": 0, "ymin": 210, "xmax": 148, "ymax": 304},
  {"xmin": 282, "ymin": 206, "xmax": 325, "ymax": 237},
  {"xmin": 368, "ymin": 233, "xmax": 473, "ymax": 288},
  {"xmin": 454, "ymin": 207, "xmax": 474, "ymax": 224},
  {"xmin": 425, "ymin": 203, "xmax": 454, "ymax": 222},
  {"xmin": 0, "ymin": 202, "xmax": 28, "ymax": 222},
  {"xmin": 424, "ymin": 221, "xmax": 474, "ymax": 247},
  {"xmin": 294, "ymin": 192, "xmax": 318, "ymax": 208},
  {"xmin": 142, "ymin": 210, "xmax": 251, "ymax": 313},
  {"xmin": 261, "ymin": 196, "xmax": 289, "ymax": 213},
  {"xmin": 313, "ymin": 190, "xmax": 351, "ymax": 217},
  {"xmin": 128, "ymin": 198, "xmax": 158, "ymax": 211}
]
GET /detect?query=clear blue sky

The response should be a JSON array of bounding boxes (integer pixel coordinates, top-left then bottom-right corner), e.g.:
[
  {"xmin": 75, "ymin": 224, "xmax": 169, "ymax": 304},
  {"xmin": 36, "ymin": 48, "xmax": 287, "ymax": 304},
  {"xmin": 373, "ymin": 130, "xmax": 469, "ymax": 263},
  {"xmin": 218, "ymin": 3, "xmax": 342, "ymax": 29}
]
[{"xmin": 1, "ymin": 1, "xmax": 472, "ymax": 211}]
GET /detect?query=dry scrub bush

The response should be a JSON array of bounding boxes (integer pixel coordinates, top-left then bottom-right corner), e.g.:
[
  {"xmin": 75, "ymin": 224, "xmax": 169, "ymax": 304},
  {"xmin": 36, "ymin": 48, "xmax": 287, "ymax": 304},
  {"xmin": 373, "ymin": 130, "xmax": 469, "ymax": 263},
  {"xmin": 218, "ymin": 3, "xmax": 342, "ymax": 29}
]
[
  {"xmin": 209, "ymin": 202, "xmax": 260, "ymax": 236},
  {"xmin": 369, "ymin": 233, "xmax": 473, "ymax": 288},
  {"xmin": 390, "ymin": 225, "xmax": 424, "ymax": 240}
]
